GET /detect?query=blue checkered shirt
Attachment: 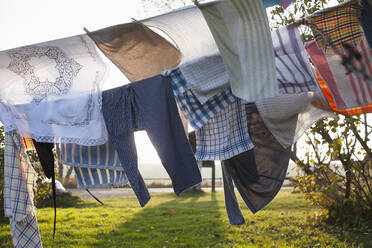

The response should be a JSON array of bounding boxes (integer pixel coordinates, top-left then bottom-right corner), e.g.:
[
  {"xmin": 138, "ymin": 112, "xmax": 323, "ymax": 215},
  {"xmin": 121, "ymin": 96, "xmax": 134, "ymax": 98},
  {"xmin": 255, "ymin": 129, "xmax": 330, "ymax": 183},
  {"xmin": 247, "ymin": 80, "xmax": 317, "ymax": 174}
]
[{"xmin": 164, "ymin": 68, "xmax": 235, "ymax": 130}]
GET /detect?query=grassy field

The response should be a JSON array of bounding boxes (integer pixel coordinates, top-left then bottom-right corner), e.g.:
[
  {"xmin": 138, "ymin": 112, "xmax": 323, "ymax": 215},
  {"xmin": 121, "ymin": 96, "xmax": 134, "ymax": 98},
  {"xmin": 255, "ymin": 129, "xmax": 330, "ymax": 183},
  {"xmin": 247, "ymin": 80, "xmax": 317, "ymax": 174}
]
[{"xmin": 0, "ymin": 190, "xmax": 371, "ymax": 248}]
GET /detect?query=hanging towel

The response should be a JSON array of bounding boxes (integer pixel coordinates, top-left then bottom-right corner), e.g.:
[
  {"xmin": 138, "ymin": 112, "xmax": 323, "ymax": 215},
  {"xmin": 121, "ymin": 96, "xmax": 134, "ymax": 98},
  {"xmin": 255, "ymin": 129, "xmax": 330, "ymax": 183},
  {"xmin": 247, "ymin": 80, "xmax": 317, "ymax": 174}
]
[
  {"xmin": 59, "ymin": 143, "xmax": 129, "ymax": 189},
  {"xmin": 142, "ymin": 6, "xmax": 229, "ymax": 104},
  {"xmin": 273, "ymin": 24, "xmax": 317, "ymax": 93},
  {"xmin": 308, "ymin": 1, "xmax": 363, "ymax": 50},
  {"xmin": 306, "ymin": 37, "xmax": 372, "ymax": 109},
  {"xmin": 4, "ymin": 131, "xmax": 42, "ymax": 248},
  {"xmin": 360, "ymin": 0, "xmax": 372, "ymax": 48},
  {"xmin": 164, "ymin": 68, "xmax": 235, "ymax": 130},
  {"xmin": 195, "ymin": 99, "xmax": 254, "ymax": 161},
  {"xmin": 199, "ymin": 0, "xmax": 277, "ymax": 102},
  {"xmin": 0, "ymin": 35, "xmax": 107, "ymax": 146},
  {"xmin": 314, "ymin": 68, "xmax": 372, "ymax": 115},
  {"xmin": 102, "ymin": 75, "xmax": 201, "ymax": 207},
  {"xmin": 221, "ymin": 103, "xmax": 290, "ymax": 219},
  {"xmin": 86, "ymin": 22, "xmax": 181, "ymax": 83},
  {"xmin": 255, "ymin": 91, "xmax": 335, "ymax": 148}
]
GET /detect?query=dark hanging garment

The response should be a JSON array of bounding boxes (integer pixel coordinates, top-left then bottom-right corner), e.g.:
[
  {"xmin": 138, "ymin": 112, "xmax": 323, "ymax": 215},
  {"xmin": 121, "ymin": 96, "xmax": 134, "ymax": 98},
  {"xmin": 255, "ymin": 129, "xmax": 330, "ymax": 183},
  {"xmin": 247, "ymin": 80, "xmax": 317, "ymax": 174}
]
[
  {"xmin": 32, "ymin": 141, "xmax": 54, "ymax": 179},
  {"xmin": 360, "ymin": 0, "xmax": 372, "ymax": 48},
  {"xmin": 85, "ymin": 22, "xmax": 181, "ymax": 82},
  {"xmin": 101, "ymin": 75, "xmax": 202, "ymax": 207},
  {"xmin": 221, "ymin": 104, "xmax": 291, "ymax": 224},
  {"xmin": 32, "ymin": 140, "xmax": 57, "ymax": 242}
]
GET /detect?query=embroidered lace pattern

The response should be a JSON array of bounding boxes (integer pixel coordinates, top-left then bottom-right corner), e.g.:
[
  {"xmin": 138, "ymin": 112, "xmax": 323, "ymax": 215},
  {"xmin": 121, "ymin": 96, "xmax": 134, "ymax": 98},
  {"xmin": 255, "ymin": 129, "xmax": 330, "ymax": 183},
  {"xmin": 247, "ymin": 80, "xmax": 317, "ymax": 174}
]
[{"xmin": 7, "ymin": 46, "xmax": 83, "ymax": 103}]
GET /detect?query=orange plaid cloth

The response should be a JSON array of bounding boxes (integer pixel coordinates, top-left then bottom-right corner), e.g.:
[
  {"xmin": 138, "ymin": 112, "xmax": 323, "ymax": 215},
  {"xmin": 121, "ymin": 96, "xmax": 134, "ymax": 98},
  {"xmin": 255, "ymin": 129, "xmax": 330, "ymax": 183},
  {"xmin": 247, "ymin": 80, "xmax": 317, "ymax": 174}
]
[
  {"xmin": 314, "ymin": 69, "xmax": 372, "ymax": 115},
  {"xmin": 309, "ymin": 2, "xmax": 363, "ymax": 50}
]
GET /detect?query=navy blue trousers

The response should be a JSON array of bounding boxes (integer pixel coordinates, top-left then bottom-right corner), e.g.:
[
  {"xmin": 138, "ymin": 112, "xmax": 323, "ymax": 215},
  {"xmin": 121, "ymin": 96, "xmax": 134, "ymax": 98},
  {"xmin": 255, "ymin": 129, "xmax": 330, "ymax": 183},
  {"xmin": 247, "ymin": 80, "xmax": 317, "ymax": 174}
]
[{"xmin": 102, "ymin": 75, "xmax": 202, "ymax": 207}]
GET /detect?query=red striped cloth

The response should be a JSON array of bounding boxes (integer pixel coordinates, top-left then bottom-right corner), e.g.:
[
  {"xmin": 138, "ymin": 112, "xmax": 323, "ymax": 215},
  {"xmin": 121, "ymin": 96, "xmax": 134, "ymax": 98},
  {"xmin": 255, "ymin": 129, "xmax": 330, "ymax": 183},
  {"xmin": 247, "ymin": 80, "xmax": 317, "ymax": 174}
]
[{"xmin": 306, "ymin": 37, "xmax": 372, "ymax": 111}]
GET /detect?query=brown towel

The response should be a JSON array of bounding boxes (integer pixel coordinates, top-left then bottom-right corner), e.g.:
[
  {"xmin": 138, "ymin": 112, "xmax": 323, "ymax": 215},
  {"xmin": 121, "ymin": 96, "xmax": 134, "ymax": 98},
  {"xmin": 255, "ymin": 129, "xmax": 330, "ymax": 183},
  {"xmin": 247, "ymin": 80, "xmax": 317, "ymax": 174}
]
[{"xmin": 87, "ymin": 22, "xmax": 181, "ymax": 82}]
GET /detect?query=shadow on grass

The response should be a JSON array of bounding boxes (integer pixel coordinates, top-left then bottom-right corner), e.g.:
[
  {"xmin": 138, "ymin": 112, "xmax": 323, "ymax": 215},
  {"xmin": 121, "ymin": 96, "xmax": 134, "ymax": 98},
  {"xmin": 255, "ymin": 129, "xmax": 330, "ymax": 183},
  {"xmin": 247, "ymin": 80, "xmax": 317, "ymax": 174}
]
[
  {"xmin": 36, "ymin": 192, "xmax": 99, "ymax": 209},
  {"xmin": 88, "ymin": 191, "xmax": 226, "ymax": 248}
]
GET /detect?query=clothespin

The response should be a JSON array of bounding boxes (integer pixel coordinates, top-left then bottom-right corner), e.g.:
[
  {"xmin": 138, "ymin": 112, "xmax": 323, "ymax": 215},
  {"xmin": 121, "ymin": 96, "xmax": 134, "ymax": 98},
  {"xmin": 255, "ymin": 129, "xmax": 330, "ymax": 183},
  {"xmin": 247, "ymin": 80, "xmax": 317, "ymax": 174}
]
[
  {"xmin": 193, "ymin": 0, "xmax": 201, "ymax": 8},
  {"xmin": 83, "ymin": 27, "xmax": 91, "ymax": 34}
]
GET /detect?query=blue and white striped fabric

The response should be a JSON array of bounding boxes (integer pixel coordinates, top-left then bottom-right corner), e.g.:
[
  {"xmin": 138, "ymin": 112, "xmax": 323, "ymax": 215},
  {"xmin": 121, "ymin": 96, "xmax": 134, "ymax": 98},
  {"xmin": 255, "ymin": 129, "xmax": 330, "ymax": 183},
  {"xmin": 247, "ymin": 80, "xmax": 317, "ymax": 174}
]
[
  {"xmin": 60, "ymin": 143, "xmax": 128, "ymax": 189},
  {"xmin": 73, "ymin": 167, "xmax": 128, "ymax": 189},
  {"xmin": 164, "ymin": 68, "xmax": 235, "ymax": 130},
  {"xmin": 195, "ymin": 99, "xmax": 254, "ymax": 161}
]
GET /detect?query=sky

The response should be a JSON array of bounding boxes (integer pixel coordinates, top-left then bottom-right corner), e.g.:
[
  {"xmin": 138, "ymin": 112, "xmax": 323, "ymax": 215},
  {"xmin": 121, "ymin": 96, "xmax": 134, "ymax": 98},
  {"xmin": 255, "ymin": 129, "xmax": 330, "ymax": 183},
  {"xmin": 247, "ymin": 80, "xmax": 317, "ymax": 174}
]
[{"xmin": 0, "ymin": 0, "xmax": 341, "ymax": 179}]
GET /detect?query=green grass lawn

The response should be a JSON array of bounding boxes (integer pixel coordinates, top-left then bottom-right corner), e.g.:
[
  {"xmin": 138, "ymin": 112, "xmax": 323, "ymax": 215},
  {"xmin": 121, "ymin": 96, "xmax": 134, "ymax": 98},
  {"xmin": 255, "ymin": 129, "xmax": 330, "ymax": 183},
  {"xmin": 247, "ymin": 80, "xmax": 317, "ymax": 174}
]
[{"xmin": 0, "ymin": 190, "xmax": 371, "ymax": 247}]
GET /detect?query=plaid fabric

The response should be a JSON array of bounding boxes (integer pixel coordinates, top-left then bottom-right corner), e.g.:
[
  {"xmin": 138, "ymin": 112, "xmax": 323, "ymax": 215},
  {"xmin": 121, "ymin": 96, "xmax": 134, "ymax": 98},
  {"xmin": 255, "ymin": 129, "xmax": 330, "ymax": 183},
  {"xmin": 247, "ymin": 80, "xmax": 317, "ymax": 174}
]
[
  {"xmin": 309, "ymin": 2, "xmax": 363, "ymax": 50},
  {"xmin": 165, "ymin": 68, "xmax": 235, "ymax": 130},
  {"xmin": 166, "ymin": 68, "xmax": 189, "ymax": 96},
  {"xmin": 4, "ymin": 131, "xmax": 42, "ymax": 248},
  {"xmin": 314, "ymin": 68, "xmax": 372, "ymax": 115},
  {"xmin": 195, "ymin": 99, "xmax": 254, "ymax": 161},
  {"xmin": 10, "ymin": 214, "xmax": 42, "ymax": 248}
]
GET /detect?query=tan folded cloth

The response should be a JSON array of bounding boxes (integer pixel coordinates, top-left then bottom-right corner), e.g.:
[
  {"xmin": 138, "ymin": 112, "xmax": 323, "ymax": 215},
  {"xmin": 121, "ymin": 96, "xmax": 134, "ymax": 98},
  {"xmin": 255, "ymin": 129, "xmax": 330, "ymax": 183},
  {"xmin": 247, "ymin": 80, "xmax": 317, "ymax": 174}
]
[{"xmin": 87, "ymin": 22, "xmax": 181, "ymax": 82}]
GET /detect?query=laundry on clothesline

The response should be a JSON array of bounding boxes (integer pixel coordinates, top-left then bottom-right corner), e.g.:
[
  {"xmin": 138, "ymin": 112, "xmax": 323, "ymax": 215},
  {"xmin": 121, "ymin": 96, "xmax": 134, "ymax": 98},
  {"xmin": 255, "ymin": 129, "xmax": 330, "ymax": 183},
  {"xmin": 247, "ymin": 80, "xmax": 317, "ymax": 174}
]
[
  {"xmin": 86, "ymin": 22, "xmax": 181, "ymax": 83},
  {"xmin": 272, "ymin": 23, "xmax": 318, "ymax": 94},
  {"xmin": 308, "ymin": 1, "xmax": 363, "ymax": 50},
  {"xmin": 195, "ymin": 99, "xmax": 254, "ymax": 161},
  {"xmin": 164, "ymin": 68, "xmax": 235, "ymax": 130},
  {"xmin": 59, "ymin": 142, "xmax": 129, "ymax": 189},
  {"xmin": 4, "ymin": 131, "xmax": 42, "ymax": 248},
  {"xmin": 221, "ymin": 103, "xmax": 291, "ymax": 225},
  {"xmin": 0, "ymin": 34, "xmax": 108, "ymax": 146},
  {"xmin": 306, "ymin": 36, "xmax": 372, "ymax": 110},
  {"xmin": 101, "ymin": 75, "xmax": 201, "ymax": 207},
  {"xmin": 143, "ymin": 6, "xmax": 229, "ymax": 104},
  {"xmin": 314, "ymin": 68, "xmax": 372, "ymax": 115},
  {"xmin": 199, "ymin": 0, "xmax": 278, "ymax": 102}
]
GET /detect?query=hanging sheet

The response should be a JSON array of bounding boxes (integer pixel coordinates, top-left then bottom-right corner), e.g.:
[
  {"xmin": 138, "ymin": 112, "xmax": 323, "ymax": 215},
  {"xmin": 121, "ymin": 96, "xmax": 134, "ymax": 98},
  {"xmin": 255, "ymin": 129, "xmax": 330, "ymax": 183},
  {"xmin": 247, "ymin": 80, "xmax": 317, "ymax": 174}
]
[
  {"xmin": 199, "ymin": 0, "xmax": 277, "ymax": 102},
  {"xmin": 306, "ymin": 37, "xmax": 372, "ymax": 109},
  {"xmin": 0, "ymin": 35, "xmax": 107, "ymax": 146},
  {"xmin": 4, "ymin": 131, "xmax": 42, "ymax": 248},
  {"xmin": 86, "ymin": 22, "xmax": 181, "ymax": 83}
]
